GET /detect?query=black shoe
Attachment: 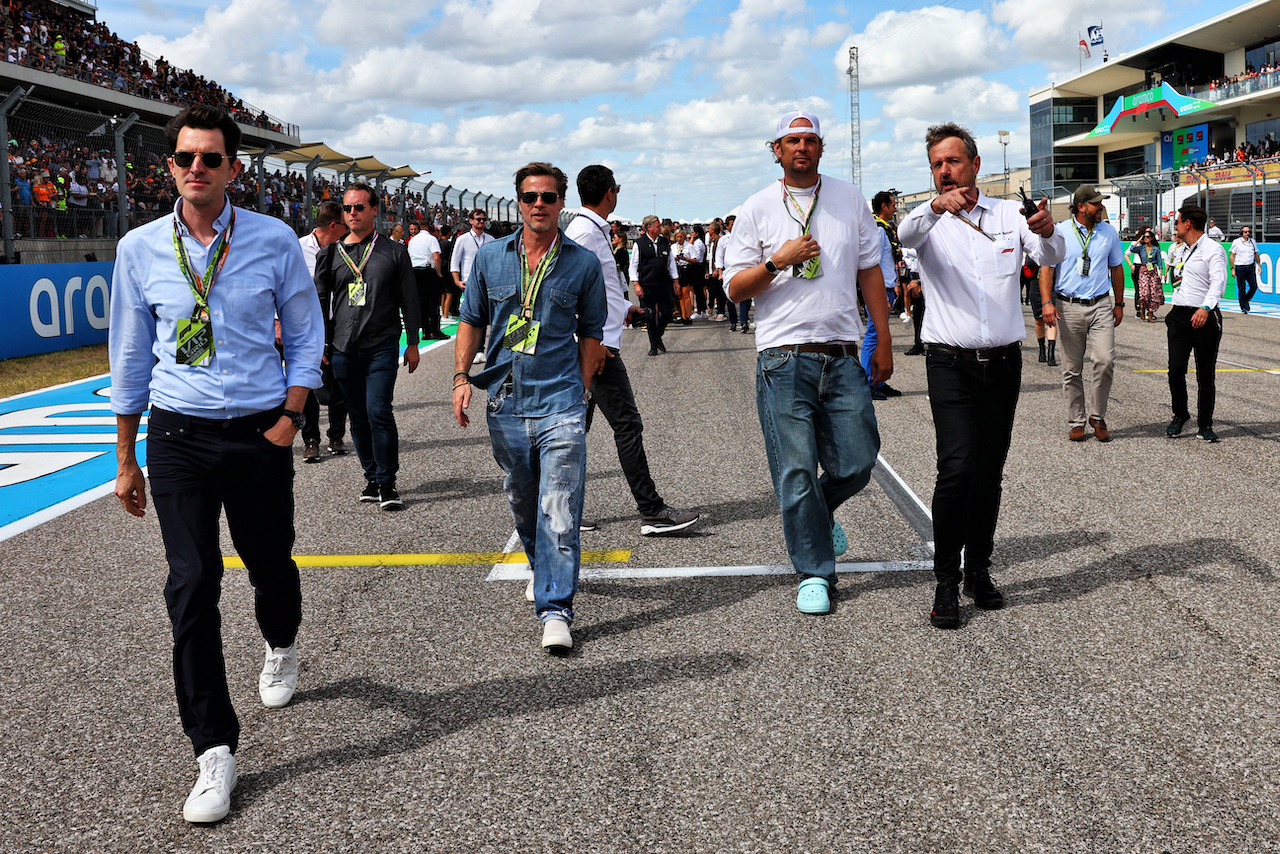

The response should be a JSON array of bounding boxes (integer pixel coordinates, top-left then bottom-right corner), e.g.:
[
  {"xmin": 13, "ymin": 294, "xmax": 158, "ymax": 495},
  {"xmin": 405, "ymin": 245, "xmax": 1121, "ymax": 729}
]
[
  {"xmin": 879, "ymin": 384, "xmax": 903, "ymax": 398},
  {"xmin": 1166, "ymin": 416, "xmax": 1188, "ymax": 437},
  {"xmin": 682, "ymin": 318, "xmax": 693, "ymax": 326},
  {"xmin": 427, "ymin": 330, "xmax": 449, "ymax": 340},
  {"xmin": 379, "ymin": 483, "xmax": 404, "ymax": 510},
  {"xmin": 1197, "ymin": 427, "xmax": 1220, "ymax": 443},
  {"xmin": 1047, "ymin": 354, "xmax": 1059, "ymax": 367},
  {"xmin": 657, "ymin": 343, "xmax": 667, "ymax": 353},
  {"xmin": 904, "ymin": 344, "xmax": 924, "ymax": 356},
  {"xmin": 640, "ymin": 506, "xmax": 700, "ymax": 536},
  {"xmin": 871, "ymin": 389, "xmax": 888, "ymax": 401},
  {"xmin": 963, "ymin": 571, "xmax": 1005, "ymax": 610},
  {"xmin": 741, "ymin": 323, "xmax": 750, "ymax": 334},
  {"xmin": 359, "ymin": 481, "xmax": 380, "ymax": 503},
  {"xmin": 649, "ymin": 347, "xmax": 659, "ymax": 356},
  {"xmin": 930, "ymin": 583, "xmax": 960, "ymax": 629},
  {"xmin": 730, "ymin": 324, "xmax": 738, "ymax": 332}
]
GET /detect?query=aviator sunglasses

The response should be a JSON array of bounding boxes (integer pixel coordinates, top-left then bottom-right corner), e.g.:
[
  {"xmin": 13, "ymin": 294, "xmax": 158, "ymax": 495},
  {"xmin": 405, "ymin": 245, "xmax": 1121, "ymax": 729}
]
[
  {"xmin": 171, "ymin": 151, "xmax": 227, "ymax": 168},
  {"xmin": 519, "ymin": 191, "xmax": 560, "ymax": 205},
  {"xmin": 342, "ymin": 203, "xmax": 368, "ymax": 212}
]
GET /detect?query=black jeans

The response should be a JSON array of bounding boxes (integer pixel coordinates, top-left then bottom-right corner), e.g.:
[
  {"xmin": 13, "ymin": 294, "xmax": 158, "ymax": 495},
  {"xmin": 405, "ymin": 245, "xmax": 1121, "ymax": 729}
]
[
  {"xmin": 587, "ymin": 348, "xmax": 664, "ymax": 516},
  {"xmin": 146, "ymin": 407, "xmax": 302, "ymax": 757},
  {"xmin": 1236, "ymin": 264, "xmax": 1258, "ymax": 312},
  {"xmin": 415, "ymin": 267, "xmax": 443, "ymax": 335},
  {"xmin": 1166, "ymin": 305, "xmax": 1222, "ymax": 430},
  {"xmin": 302, "ymin": 387, "xmax": 348, "ymax": 444},
  {"xmin": 925, "ymin": 347, "xmax": 1022, "ymax": 583}
]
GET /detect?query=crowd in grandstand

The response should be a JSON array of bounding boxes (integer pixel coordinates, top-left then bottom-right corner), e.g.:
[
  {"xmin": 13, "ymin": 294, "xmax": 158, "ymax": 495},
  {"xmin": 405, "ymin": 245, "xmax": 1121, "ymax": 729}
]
[{"xmin": 1, "ymin": 0, "xmax": 282, "ymax": 131}]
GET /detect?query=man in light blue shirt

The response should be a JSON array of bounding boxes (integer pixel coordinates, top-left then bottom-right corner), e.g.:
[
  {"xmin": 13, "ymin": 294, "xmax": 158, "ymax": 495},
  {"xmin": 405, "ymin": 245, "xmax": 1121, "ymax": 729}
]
[
  {"xmin": 109, "ymin": 106, "xmax": 323, "ymax": 825},
  {"xmin": 1040, "ymin": 185, "xmax": 1125, "ymax": 442}
]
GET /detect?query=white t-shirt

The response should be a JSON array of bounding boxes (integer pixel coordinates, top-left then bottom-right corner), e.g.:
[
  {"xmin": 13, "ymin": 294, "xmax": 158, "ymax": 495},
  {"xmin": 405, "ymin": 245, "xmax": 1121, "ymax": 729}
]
[
  {"xmin": 724, "ymin": 175, "xmax": 882, "ymax": 351},
  {"xmin": 565, "ymin": 208, "xmax": 630, "ymax": 350},
  {"xmin": 407, "ymin": 230, "xmax": 441, "ymax": 269}
]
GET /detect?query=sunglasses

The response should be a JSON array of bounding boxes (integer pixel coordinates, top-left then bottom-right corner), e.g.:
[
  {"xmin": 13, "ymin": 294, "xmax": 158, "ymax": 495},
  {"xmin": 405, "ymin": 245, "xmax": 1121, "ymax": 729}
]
[
  {"xmin": 342, "ymin": 203, "xmax": 368, "ymax": 213},
  {"xmin": 519, "ymin": 191, "xmax": 559, "ymax": 205},
  {"xmin": 171, "ymin": 151, "xmax": 226, "ymax": 168}
]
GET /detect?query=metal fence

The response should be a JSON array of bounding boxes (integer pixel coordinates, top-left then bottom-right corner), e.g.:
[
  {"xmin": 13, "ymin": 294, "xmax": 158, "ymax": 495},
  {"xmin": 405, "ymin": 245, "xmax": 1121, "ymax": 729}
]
[{"xmin": 0, "ymin": 87, "xmax": 515, "ymax": 263}]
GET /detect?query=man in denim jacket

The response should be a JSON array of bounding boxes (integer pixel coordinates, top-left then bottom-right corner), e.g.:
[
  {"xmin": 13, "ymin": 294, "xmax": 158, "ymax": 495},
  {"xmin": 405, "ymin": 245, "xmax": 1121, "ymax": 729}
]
[{"xmin": 452, "ymin": 162, "xmax": 606, "ymax": 652}]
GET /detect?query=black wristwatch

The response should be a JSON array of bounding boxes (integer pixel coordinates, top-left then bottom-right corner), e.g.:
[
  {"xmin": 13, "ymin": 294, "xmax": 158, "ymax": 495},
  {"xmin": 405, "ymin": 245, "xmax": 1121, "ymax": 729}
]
[
  {"xmin": 283, "ymin": 409, "xmax": 306, "ymax": 431},
  {"xmin": 1115, "ymin": 301, "xmax": 1126, "ymax": 308},
  {"xmin": 764, "ymin": 257, "xmax": 780, "ymax": 275}
]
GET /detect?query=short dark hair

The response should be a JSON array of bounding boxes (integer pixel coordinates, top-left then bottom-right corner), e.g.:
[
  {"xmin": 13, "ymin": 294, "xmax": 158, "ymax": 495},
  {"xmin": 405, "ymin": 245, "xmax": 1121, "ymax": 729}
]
[
  {"xmin": 925, "ymin": 122, "xmax": 978, "ymax": 160},
  {"xmin": 576, "ymin": 164, "xmax": 615, "ymax": 206},
  {"xmin": 514, "ymin": 162, "xmax": 568, "ymax": 199},
  {"xmin": 871, "ymin": 191, "xmax": 895, "ymax": 214},
  {"xmin": 164, "ymin": 105, "xmax": 241, "ymax": 157},
  {"xmin": 469, "ymin": 208, "xmax": 487, "ymax": 220},
  {"xmin": 1178, "ymin": 204, "xmax": 1207, "ymax": 231},
  {"xmin": 315, "ymin": 200, "xmax": 344, "ymax": 227},
  {"xmin": 344, "ymin": 182, "xmax": 378, "ymax": 208}
]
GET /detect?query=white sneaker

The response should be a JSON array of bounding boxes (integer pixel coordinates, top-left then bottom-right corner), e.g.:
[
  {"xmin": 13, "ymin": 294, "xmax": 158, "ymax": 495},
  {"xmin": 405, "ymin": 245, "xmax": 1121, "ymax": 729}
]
[
  {"xmin": 258, "ymin": 642, "xmax": 298, "ymax": 708},
  {"xmin": 472, "ymin": 352, "xmax": 485, "ymax": 364},
  {"xmin": 183, "ymin": 746, "xmax": 237, "ymax": 824},
  {"xmin": 541, "ymin": 618, "xmax": 572, "ymax": 650},
  {"xmin": 525, "ymin": 576, "xmax": 535, "ymax": 602},
  {"xmin": 900, "ymin": 312, "xmax": 911, "ymax": 323}
]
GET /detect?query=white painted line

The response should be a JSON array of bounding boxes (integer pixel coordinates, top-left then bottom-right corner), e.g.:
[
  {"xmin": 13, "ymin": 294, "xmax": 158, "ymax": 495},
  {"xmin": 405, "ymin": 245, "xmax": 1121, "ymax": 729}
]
[
  {"xmin": 1217, "ymin": 357, "xmax": 1280, "ymax": 375},
  {"xmin": 486, "ymin": 560, "xmax": 933, "ymax": 582},
  {"xmin": 484, "ymin": 530, "xmax": 528, "ymax": 581},
  {"xmin": 871, "ymin": 454, "xmax": 934, "ymax": 548}
]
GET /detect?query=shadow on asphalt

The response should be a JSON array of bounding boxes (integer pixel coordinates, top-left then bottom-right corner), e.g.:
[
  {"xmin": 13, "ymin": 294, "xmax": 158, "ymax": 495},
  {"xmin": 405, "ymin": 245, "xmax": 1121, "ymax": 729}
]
[{"xmin": 234, "ymin": 652, "xmax": 750, "ymax": 804}]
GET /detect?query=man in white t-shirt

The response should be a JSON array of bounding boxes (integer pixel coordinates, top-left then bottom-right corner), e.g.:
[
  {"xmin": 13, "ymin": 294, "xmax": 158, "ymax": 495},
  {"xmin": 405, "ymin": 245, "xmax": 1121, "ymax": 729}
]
[
  {"xmin": 724, "ymin": 110, "xmax": 893, "ymax": 617},
  {"xmin": 408, "ymin": 224, "xmax": 446, "ymax": 338},
  {"xmin": 448, "ymin": 208, "xmax": 494, "ymax": 318}
]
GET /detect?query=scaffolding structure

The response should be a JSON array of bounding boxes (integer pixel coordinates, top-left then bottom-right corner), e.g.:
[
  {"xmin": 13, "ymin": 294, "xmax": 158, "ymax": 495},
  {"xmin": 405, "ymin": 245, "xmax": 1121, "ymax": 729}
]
[{"xmin": 847, "ymin": 46, "xmax": 861, "ymax": 188}]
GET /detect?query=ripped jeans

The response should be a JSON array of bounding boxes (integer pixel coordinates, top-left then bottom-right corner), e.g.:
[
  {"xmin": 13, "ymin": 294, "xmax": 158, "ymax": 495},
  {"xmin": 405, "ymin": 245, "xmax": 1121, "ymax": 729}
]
[{"xmin": 486, "ymin": 390, "xmax": 588, "ymax": 624}]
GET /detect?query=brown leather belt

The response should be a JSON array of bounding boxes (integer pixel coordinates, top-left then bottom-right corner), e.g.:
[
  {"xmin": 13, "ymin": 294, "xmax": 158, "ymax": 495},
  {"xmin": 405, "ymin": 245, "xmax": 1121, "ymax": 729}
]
[
  {"xmin": 774, "ymin": 342, "xmax": 859, "ymax": 357},
  {"xmin": 925, "ymin": 342, "xmax": 1020, "ymax": 362}
]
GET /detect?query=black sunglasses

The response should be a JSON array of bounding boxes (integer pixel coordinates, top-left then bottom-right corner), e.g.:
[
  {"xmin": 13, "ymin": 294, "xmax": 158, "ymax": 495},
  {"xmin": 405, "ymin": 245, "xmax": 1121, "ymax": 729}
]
[
  {"xmin": 519, "ymin": 191, "xmax": 559, "ymax": 205},
  {"xmin": 171, "ymin": 151, "xmax": 226, "ymax": 168},
  {"xmin": 342, "ymin": 204, "xmax": 368, "ymax": 213}
]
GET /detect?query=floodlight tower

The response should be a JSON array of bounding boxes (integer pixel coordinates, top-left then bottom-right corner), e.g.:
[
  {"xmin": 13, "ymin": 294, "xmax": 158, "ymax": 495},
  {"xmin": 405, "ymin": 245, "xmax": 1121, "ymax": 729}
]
[{"xmin": 848, "ymin": 46, "xmax": 861, "ymax": 188}]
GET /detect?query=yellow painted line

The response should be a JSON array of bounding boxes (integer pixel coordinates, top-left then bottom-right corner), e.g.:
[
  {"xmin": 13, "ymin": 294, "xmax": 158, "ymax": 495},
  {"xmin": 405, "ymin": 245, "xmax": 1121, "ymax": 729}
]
[{"xmin": 222, "ymin": 550, "xmax": 631, "ymax": 569}]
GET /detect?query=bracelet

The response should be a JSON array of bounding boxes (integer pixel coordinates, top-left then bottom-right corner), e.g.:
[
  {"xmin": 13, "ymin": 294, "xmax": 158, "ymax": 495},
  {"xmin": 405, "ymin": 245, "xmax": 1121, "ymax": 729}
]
[
  {"xmin": 453, "ymin": 377, "xmax": 471, "ymax": 390},
  {"xmin": 453, "ymin": 370, "xmax": 470, "ymax": 380}
]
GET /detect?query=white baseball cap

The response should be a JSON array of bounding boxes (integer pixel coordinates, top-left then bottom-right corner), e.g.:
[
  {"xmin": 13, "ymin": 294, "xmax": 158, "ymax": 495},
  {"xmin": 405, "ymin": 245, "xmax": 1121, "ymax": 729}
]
[{"xmin": 774, "ymin": 110, "xmax": 822, "ymax": 140}]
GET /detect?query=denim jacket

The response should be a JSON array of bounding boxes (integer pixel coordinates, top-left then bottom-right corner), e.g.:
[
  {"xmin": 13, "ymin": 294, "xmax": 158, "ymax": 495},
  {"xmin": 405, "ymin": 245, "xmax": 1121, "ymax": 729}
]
[{"xmin": 461, "ymin": 229, "xmax": 606, "ymax": 418}]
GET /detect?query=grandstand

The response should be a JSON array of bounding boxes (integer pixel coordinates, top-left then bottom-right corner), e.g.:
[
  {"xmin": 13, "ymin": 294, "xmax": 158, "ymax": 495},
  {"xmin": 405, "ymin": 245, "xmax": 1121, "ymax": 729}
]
[{"xmin": 0, "ymin": 0, "xmax": 513, "ymax": 264}]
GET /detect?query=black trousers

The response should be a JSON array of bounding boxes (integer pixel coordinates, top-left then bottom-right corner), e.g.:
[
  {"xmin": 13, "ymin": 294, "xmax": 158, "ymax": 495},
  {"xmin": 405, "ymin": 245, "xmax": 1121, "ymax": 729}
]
[
  {"xmin": 1166, "ymin": 305, "xmax": 1222, "ymax": 430},
  {"xmin": 302, "ymin": 387, "xmax": 348, "ymax": 444},
  {"xmin": 587, "ymin": 348, "xmax": 664, "ymax": 516},
  {"xmin": 146, "ymin": 407, "xmax": 302, "ymax": 757},
  {"xmin": 925, "ymin": 347, "xmax": 1022, "ymax": 583},
  {"xmin": 640, "ymin": 287, "xmax": 672, "ymax": 351},
  {"xmin": 415, "ymin": 267, "xmax": 443, "ymax": 335},
  {"xmin": 911, "ymin": 293, "xmax": 926, "ymax": 347}
]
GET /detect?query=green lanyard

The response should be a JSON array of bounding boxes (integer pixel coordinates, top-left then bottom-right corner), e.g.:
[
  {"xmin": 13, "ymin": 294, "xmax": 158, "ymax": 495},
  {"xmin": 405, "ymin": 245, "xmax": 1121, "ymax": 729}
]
[
  {"xmin": 337, "ymin": 233, "xmax": 377, "ymax": 282},
  {"xmin": 1072, "ymin": 220, "xmax": 1095, "ymax": 255},
  {"xmin": 517, "ymin": 231, "xmax": 561, "ymax": 320},
  {"xmin": 782, "ymin": 178, "xmax": 822, "ymax": 278},
  {"xmin": 171, "ymin": 206, "xmax": 236, "ymax": 320}
]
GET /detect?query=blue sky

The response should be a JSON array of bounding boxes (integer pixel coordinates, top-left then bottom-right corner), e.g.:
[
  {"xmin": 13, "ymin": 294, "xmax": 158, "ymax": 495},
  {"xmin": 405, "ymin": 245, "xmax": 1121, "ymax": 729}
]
[{"xmin": 96, "ymin": 0, "xmax": 1222, "ymax": 221}]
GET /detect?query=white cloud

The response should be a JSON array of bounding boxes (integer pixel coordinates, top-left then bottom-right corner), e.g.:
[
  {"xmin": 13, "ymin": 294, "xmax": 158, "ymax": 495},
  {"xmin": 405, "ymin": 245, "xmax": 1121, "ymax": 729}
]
[
  {"xmin": 835, "ymin": 7, "xmax": 1007, "ymax": 89},
  {"xmin": 992, "ymin": 0, "xmax": 1166, "ymax": 70},
  {"xmin": 880, "ymin": 78, "xmax": 1022, "ymax": 122}
]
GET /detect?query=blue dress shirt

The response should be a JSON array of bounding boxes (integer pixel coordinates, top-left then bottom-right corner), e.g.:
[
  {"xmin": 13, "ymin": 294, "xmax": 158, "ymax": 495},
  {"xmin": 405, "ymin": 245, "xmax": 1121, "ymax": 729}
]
[
  {"xmin": 110, "ymin": 198, "xmax": 324, "ymax": 418},
  {"xmin": 460, "ymin": 229, "xmax": 606, "ymax": 418},
  {"xmin": 1053, "ymin": 218, "xmax": 1124, "ymax": 299}
]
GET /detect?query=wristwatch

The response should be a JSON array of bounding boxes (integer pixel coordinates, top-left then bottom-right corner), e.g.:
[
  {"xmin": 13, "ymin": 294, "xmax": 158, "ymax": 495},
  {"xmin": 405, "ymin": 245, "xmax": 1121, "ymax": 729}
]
[
  {"xmin": 282, "ymin": 409, "xmax": 306, "ymax": 431},
  {"xmin": 764, "ymin": 257, "xmax": 780, "ymax": 275},
  {"xmin": 1115, "ymin": 301, "xmax": 1125, "ymax": 308}
]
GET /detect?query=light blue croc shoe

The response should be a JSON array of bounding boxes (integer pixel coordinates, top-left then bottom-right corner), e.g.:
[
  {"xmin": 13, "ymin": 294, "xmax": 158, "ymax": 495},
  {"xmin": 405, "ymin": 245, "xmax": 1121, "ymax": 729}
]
[
  {"xmin": 796, "ymin": 576, "xmax": 831, "ymax": 615},
  {"xmin": 832, "ymin": 519, "xmax": 848, "ymax": 557}
]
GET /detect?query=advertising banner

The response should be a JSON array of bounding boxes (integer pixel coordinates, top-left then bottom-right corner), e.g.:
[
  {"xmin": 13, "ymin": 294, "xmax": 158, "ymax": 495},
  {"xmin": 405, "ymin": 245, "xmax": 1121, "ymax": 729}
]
[{"xmin": 0, "ymin": 262, "xmax": 115, "ymax": 360}]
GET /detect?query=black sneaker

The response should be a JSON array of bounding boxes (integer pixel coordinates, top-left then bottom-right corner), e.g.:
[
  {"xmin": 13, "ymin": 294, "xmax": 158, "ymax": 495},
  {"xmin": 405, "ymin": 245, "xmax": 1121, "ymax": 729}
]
[
  {"xmin": 904, "ymin": 344, "xmax": 924, "ymax": 356},
  {"xmin": 640, "ymin": 506, "xmax": 700, "ymax": 536},
  {"xmin": 1197, "ymin": 427, "xmax": 1219, "ymax": 443},
  {"xmin": 1166, "ymin": 416, "xmax": 1189, "ymax": 437},
  {"xmin": 879, "ymin": 384, "xmax": 903, "ymax": 397},
  {"xmin": 871, "ymin": 389, "xmax": 888, "ymax": 401},
  {"xmin": 359, "ymin": 481, "xmax": 380, "ymax": 503},
  {"xmin": 963, "ymin": 571, "xmax": 1005, "ymax": 610},
  {"xmin": 379, "ymin": 483, "xmax": 404, "ymax": 510},
  {"xmin": 930, "ymin": 583, "xmax": 960, "ymax": 629}
]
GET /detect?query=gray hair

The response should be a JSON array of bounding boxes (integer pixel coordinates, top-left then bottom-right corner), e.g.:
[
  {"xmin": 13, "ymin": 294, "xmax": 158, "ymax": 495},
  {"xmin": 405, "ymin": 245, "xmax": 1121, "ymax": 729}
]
[{"xmin": 642, "ymin": 214, "xmax": 659, "ymax": 228}]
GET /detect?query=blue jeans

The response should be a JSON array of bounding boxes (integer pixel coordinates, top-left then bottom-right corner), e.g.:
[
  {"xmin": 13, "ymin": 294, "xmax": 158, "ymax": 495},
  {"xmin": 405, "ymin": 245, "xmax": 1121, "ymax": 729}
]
[
  {"xmin": 487, "ymin": 392, "xmax": 587, "ymax": 623},
  {"xmin": 860, "ymin": 290, "xmax": 894, "ymax": 389},
  {"xmin": 331, "ymin": 340, "xmax": 400, "ymax": 484},
  {"xmin": 756, "ymin": 348, "xmax": 881, "ymax": 583}
]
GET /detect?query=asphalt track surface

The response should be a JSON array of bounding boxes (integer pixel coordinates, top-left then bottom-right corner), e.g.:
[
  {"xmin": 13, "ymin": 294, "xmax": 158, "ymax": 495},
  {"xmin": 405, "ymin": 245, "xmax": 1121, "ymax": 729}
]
[{"xmin": 3, "ymin": 304, "xmax": 1280, "ymax": 853}]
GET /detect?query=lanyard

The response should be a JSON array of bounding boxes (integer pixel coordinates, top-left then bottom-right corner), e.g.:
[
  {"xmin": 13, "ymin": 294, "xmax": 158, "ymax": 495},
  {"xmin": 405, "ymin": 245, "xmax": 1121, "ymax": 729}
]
[
  {"xmin": 337, "ymin": 233, "xmax": 377, "ymax": 281},
  {"xmin": 1072, "ymin": 220, "xmax": 1095, "ymax": 256},
  {"xmin": 171, "ymin": 206, "xmax": 236, "ymax": 311},
  {"xmin": 782, "ymin": 178, "xmax": 821, "ymax": 234},
  {"xmin": 518, "ymin": 231, "xmax": 561, "ymax": 319}
]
